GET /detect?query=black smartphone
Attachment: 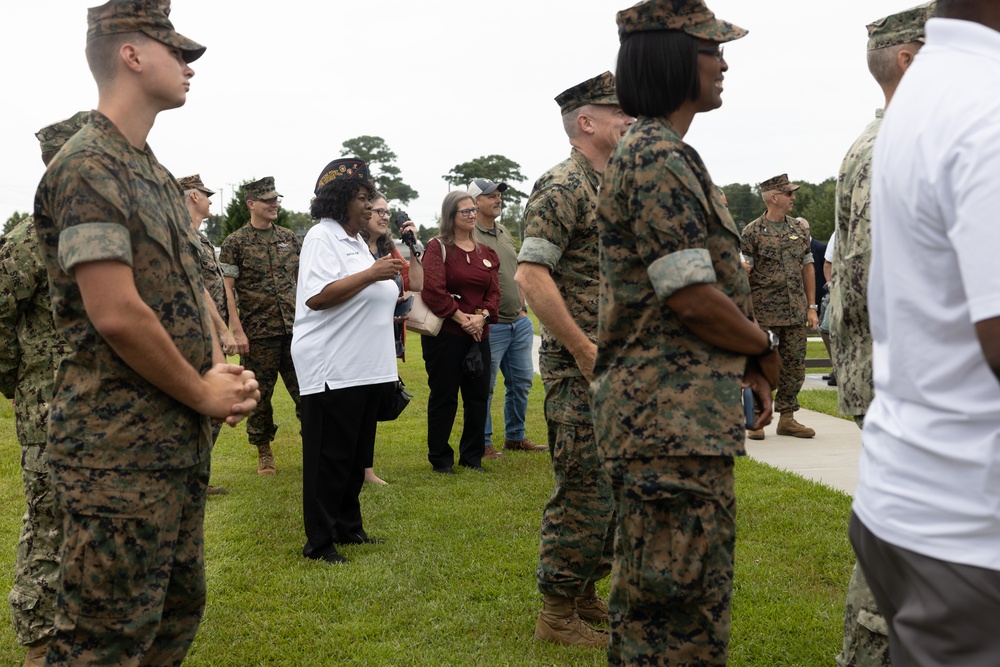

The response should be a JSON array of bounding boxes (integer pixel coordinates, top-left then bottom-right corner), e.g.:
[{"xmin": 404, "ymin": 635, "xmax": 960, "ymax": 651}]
[
  {"xmin": 743, "ymin": 386, "xmax": 755, "ymax": 430},
  {"xmin": 394, "ymin": 295, "xmax": 414, "ymax": 318}
]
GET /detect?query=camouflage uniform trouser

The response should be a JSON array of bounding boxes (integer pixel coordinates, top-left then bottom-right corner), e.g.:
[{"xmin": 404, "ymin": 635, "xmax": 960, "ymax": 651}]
[
  {"xmin": 241, "ymin": 334, "xmax": 301, "ymax": 446},
  {"xmin": 605, "ymin": 455, "xmax": 735, "ymax": 667},
  {"xmin": 835, "ymin": 563, "xmax": 890, "ymax": 667},
  {"xmin": 537, "ymin": 377, "xmax": 615, "ymax": 598},
  {"xmin": 46, "ymin": 462, "xmax": 209, "ymax": 667},
  {"xmin": 8, "ymin": 444, "xmax": 60, "ymax": 646},
  {"xmin": 766, "ymin": 323, "xmax": 807, "ymax": 414}
]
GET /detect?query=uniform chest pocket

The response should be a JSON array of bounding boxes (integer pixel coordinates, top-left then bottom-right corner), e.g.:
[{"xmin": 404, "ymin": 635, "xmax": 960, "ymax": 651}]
[{"xmin": 135, "ymin": 204, "xmax": 177, "ymax": 261}]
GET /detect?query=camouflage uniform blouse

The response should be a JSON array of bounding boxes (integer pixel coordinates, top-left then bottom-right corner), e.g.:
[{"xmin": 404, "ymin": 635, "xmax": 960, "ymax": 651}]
[
  {"xmin": 196, "ymin": 230, "xmax": 227, "ymax": 323},
  {"xmin": 830, "ymin": 113, "xmax": 882, "ymax": 416},
  {"xmin": 518, "ymin": 148, "xmax": 600, "ymax": 382},
  {"xmin": 594, "ymin": 116, "xmax": 753, "ymax": 460},
  {"xmin": 218, "ymin": 223, "xmax": 300, "ymax": 339},
  {"xmin": 741, "ymin": 214, "xmax": 813, "ymax": 327},
  {"xmin": 0, "ymin": 218, "xmax": 72, "ymax": 458},
  {"xmin": 33, "ymin": 111, "xmax": 213, "ymax": 471}
]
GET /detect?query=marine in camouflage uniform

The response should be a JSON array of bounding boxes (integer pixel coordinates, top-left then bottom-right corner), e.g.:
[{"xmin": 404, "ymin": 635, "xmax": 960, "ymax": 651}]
[
  {"xmin": 831, "ymin": 5, "xmax": 934, "ymax": 666},
  {"xmin": 0, "ymin": 112, "xmax": 85, "ymax": 666},
  {"xmin": 516, "ymin": 71, "xmax": 629, "ymax": 648},
  {"xmin": 177, "ymin": 175, "xmax": 229, "ymax": 334},
  {"xmin": 830, "ymin": 115, "xmax": 880, "ymax": 425},
  {"xmin": 179, "ymin": 173, "xmax": 234, "ymax": 495},
  {"xmin": 31, "ymin": 2, "xmax": 237, "ymax": 663},
  {"xmin": 595, "ymin": 3, "xmax": 774, "ymax": 662},
  {"xmin": 218, "ymin": 176, "xmax": 301, "ymax": 473},
  {"xmin": 741, "ymin": 173, "xmax": 817, "ymax": 438}
]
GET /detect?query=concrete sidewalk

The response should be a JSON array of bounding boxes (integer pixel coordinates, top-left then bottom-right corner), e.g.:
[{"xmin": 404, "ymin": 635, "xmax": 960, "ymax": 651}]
[{"xmin": 530, "ymin": 335, "xmax": 861, "ymax": 496}]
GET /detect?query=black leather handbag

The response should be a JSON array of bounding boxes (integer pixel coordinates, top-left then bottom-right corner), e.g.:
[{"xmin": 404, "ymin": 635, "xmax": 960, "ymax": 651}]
[{"xmin": 377, "ymin": 378, "xmax": 412, "ymax": 422}]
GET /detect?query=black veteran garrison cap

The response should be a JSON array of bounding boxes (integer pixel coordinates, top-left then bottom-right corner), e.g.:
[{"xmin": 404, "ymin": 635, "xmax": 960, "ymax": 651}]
[
  {"xmin": 759, "ymin": 174, "xmax": 800, "ymax": 194},
  {"xmin": 314, "ymin": 159, "xmax": 371, "ymax": 196},
  {"xmin": 244, "ymin": 177, "xmax": 282, "ymax": 201},
  {"xmin": 177, "ymin": 174, "xmax": 215, "ymax": 196},
  {"xmin": 35, "ymin": 111, "xmax": 90, "ymax": 156},
  {"xmin": 866, "ymin": 2, "xmax": 935, "ymax": 51},
  {"xmin": 555, "ymin": 72, "xmax": 619, "ymax": 114},
  {"xmin": 616, "ymin": 0, "xmax": 748, "ymax": 42},
  {"xmin": 87, "ymin": 0, "xmax": 206, "ymax": 64}
]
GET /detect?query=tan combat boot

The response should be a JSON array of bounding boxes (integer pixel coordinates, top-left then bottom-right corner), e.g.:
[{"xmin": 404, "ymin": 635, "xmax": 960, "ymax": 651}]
[
  {"xmin": 776, "ymin": 412, "xmax": 816, "ymax": 438},
  {"xmin": 747, "ymin": 428, "xmax": 765, "ymax": 440},
  {"xmin": 575, "ymin": 584, "xmax": 609, "ymax": 624},
  {"xmin": 24, "ymin": 639, "xmax": 48, "ymax": 667},
  {"xmin": 534, "ymin": 594, "xmax": 608, "ymax": 648},
  {"xmin": 257, "ymin": 444, "xmax": 277, "ymax": 475}
]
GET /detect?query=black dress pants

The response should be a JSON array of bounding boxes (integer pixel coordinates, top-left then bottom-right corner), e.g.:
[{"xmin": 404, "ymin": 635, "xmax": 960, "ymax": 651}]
[
  {"xmin": 301, "ymin": 381, "xmax": 393, "ymax": 559},
  {"xmin": 421, "ymin": 332, "xmax": 491, "ymax": 470}
]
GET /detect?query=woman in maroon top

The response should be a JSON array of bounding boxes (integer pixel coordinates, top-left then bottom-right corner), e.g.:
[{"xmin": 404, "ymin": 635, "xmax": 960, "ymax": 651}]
[{"xmin": 421, "ymin": 191, "xmax": 500, "ymax": 473}]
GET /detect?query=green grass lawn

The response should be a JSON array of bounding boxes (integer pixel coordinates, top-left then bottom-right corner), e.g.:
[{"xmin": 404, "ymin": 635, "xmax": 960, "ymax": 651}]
[{"xmin": 0, "ymin": 336, "xmax": 855, "ymax": 665}]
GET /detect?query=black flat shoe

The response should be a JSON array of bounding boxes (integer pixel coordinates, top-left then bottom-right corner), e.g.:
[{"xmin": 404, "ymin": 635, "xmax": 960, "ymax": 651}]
[
  {"xmin": 433, "ymin": 466, "xmax": 456, "ymax": 474},
  {"xmin": 459, "ymin": 463, "xmax": 485, "ymax": 473},
  {"xmin": 336, "ymin": 534, "xmax": 385, "ymax": 546}
]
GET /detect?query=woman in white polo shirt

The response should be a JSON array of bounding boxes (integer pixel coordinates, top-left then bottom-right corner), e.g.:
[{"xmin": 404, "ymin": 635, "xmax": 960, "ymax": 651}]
[{"xmin": 291, "ymin": 158, "xmax": 403, "ymax": 565}]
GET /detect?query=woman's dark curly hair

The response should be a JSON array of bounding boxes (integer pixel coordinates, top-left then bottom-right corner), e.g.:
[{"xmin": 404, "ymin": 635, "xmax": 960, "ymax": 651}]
[{"xmin": 310, "ymin": 177, "xmax": 376, "ymax": 222}]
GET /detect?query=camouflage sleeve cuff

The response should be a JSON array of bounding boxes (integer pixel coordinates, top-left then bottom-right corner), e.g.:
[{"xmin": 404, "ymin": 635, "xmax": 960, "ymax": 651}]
[
  {"xmin": 647, "ymin": 248, "xmax": 716, "ymax": 299},
  {"xmin": 219, "ymin": 262, "xmax": 239, "ymax": 278},
  {"xmin": 58, "ymin": 223, "xmax": 132, "ymax": 275},
  {"xmin": 802, "ymin": 255, "xmax": 815, "ymax": 266},
  {"xmin": 517, "ymin": 237, "xmax": 562, "ymax": 271}
]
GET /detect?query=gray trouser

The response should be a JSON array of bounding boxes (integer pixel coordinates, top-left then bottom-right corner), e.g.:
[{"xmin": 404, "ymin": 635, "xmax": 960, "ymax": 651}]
[{"xmin": 850, "ymin": 513, "xmax": 1000, "ymax": 667}]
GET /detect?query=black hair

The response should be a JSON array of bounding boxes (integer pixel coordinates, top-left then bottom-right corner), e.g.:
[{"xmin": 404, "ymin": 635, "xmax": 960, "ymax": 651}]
[
  {"xmin": 616, "ymin": 30, "xmax": 700, "ymax": 118},
  {"xmin": 310, "ymin": 178, "xmax": 375, "ymax": 222}
]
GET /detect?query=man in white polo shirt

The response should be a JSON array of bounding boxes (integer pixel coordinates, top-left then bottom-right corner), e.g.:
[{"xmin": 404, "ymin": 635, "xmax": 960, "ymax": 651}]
[{"xmin": 850, "ymin": 1, "xmax": 1000, "ymax": 664}]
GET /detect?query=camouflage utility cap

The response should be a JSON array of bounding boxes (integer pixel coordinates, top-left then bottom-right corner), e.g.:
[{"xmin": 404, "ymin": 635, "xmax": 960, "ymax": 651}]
[
  {"xmin": 35, "ymin": 111, "xmax": 89, "ymax": 156},
  {"xmin": 555, "ymin": 71, "xmax": 619, "ymax": 114},
  {"xmin": 759, "ymin": 173, "xmax": 800, "ymax": 193},
  {"xmin": 177, "ymin": 174, "xmax": 215, "ymax": 195},
  {"xmin": 866, "ymin": 1, "xmax": 935, "ymax": 51},
  {"xmin": 244, "ymin": 176, "xmax": 282, "ymax": 201},
  {"xmin": 617, "ymin": 0, "xmax": 748, "ymax": 42},
  {"xmin": 314, "ymin": 158, "xmax": 371, "ymax": 195},
  {"xmin": 87, "ymin": 0, "xmax": 206, "ymax": 63}
]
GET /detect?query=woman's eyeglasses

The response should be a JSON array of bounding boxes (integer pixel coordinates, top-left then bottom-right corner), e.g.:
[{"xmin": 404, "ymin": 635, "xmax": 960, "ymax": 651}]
[
  {"xmin": 373, "ymin": 208, "xmax": 391, "ymax": 218},
  {"xmin": 457, "ymin": 208, "xmax": 479, "ymax": 218}
]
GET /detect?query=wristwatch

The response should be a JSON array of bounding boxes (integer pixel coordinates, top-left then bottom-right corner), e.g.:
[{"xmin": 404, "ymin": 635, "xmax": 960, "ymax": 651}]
[
  {"xmin": 763, "ymin": 329, "xmax": 779, "ymax": 353},
  {"xmin": 808, "ymin": 304, "xmax": 818, "ymax": 310}
]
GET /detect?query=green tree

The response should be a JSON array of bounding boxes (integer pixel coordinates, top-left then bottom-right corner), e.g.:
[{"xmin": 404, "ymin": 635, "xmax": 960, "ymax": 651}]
[
  {"xmin": 3, "ymin": 210, "xmax": 30, "ymax": 235},
  {"xmin": 501, "ymin": 201, "xmax": 525, "ymax": 245},
  {"xmin": 720, "ymin": 183, "xmax": 759, "ymax": 228},
  {"xmin": 340, "ymin": 135, "xmax": 418, "ymax": 205},
  {"xmin": 203, "ymin": 214, "xmax": 225, "ymax": 245},
  {"xmin": 796, "ymin": 177, "xmax": 836, "ymax": 242},
  {"xmin": 220, "ymin": 180, "xmax": 290, "ymax": 241},
  {"xmin": 283, "ymin": 211, "xmax": 316, "ymax": 239},
  {"xmin": 443, "ymin": 155, "xmax": 529, "ymax": 206},
  {"xmin": 417, "ymin": 224, "xmax": 438, "ymax": 245}
]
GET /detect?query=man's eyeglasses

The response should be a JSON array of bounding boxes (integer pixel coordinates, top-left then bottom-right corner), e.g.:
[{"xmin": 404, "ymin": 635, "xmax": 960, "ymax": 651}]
[
  {"xmin": 457, "ymin": 207, "xmax": 479, "ymax": 218},
  {"xmin": 697, "ymin": 45, "xmax": 724, "ymax": 60},
  {"xmin": 373, "ymin": 208, "xmax": 391, "ymax": 218}
]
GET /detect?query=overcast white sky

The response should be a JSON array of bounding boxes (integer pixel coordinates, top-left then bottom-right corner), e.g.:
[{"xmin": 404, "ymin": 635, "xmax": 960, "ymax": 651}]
[{"xmin": 3, "ymin": 0, "xmax": 925, "ymax": 228}]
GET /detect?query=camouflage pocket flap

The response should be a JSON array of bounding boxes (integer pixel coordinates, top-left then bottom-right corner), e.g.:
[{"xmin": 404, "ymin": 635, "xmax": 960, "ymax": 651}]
[
  {"xmin": 8, "ymin": 588, "xmax": 40, "ymax": 612},
  {"xmin": 857, "ymin": 608, "xmax": 888, "ymax": 635}
]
